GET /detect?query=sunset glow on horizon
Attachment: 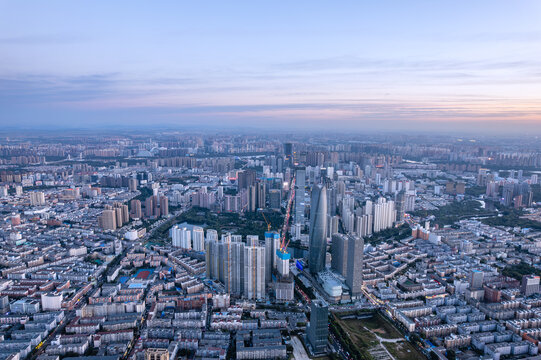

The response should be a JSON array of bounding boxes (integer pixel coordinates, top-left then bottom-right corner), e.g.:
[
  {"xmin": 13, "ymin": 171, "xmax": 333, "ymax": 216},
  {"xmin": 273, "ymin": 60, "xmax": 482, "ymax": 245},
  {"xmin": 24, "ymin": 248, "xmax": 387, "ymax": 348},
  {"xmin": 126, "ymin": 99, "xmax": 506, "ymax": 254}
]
[{"xmin": 1, "ymin": 1, "xmax": 541, "ymax": 133}]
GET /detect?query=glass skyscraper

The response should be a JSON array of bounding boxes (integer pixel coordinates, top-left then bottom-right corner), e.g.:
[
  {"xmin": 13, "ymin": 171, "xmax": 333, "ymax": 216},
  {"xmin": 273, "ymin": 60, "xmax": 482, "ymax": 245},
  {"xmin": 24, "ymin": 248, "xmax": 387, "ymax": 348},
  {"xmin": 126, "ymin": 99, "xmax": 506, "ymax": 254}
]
[{"xmin": 309, "ymin": 184, "xmax": 327, "ymax": 274}]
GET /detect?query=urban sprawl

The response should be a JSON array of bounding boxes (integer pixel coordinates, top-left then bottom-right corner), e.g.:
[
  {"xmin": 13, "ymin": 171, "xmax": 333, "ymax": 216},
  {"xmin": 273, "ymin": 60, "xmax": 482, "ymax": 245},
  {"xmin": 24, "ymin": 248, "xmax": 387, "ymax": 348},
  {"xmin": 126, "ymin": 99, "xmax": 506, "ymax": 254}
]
[{"xmin": 0, "ymin": 132, "xmax": 540, "ymax": 360}]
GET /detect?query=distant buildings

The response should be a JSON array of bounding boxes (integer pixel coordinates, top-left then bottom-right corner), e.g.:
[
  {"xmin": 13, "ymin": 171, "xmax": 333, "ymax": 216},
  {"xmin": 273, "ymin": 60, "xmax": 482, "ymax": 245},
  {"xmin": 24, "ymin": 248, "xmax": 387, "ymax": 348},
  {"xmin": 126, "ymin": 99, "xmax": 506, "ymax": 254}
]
[
  {"xmin": 373, "ymin": 197, "xmax": 396, "ymax": 233},
  {"xmin": 29, "ymin": 191, "xmax": 45, "ymax": 206},
  {"xmin": 145, "ymin": 348, "xmax": 169, "ymax": 360}
]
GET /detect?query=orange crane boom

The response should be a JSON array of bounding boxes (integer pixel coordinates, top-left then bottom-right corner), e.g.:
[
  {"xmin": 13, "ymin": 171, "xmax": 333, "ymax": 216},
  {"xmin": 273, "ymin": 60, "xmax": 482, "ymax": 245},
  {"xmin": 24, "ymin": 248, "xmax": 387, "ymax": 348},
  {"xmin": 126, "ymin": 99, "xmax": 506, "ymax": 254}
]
[
  {"xmin": 261, "ymin": 211, "xmax": 271, "ymax": 232},
  {"xmin": 280, "ymin": 176, "xmax": 296, "ymax": 252}
]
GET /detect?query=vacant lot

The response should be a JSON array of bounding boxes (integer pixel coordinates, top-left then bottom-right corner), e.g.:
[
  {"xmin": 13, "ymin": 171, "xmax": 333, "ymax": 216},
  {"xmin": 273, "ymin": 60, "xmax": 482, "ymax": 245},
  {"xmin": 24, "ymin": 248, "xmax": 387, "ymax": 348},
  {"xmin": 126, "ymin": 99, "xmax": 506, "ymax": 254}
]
[
  {"xmin": 383, "ymin": 341, "xmax": 422, "ymax": 360},
  {"xmin": 360, "ymin": 312, "xmax": 403, "ymax": 339},
  {"xmin": 339, "ymin": 317, "xmax": 379, "ymax": 347},
  {"xmin": 335, "ymin": 312, "xmax": 426, "ymax": 360}
]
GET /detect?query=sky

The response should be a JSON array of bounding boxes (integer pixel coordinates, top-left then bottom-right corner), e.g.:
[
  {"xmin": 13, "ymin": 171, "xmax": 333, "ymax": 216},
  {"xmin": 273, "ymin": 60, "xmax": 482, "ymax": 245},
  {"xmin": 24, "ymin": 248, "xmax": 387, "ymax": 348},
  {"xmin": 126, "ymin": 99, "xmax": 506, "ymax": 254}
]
[{"xmin": 1, "ymin": 1, "xmax": 541, "ymax": 133}]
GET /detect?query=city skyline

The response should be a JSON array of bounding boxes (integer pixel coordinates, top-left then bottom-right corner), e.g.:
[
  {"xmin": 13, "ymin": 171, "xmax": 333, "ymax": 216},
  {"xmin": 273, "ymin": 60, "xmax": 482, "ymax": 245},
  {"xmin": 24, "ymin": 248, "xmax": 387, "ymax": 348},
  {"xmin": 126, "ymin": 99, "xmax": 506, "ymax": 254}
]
[
  {"xmin": 1, "ymin": 1, "xmax": 541, "ymax": 133},
  {"xmin": 2, "ymin": 3, "xmax": 541, "ymax": 357}
]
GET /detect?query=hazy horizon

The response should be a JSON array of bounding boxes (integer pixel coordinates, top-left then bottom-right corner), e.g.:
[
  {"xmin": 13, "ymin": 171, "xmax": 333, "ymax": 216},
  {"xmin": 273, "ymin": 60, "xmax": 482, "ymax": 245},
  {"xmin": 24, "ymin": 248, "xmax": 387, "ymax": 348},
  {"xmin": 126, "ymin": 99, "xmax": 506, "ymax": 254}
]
[{"xmin": 1, "ymin": 1, "xmax": 541, "ymax": 133}]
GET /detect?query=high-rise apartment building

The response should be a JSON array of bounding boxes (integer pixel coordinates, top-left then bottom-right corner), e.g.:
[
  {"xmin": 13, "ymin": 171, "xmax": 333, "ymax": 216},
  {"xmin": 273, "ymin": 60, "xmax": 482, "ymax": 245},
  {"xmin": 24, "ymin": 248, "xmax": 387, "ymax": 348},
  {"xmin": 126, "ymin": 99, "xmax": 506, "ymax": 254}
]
[
  {"xmin": 115, "ymin": 207, "xmax": 124, "ymax": 228},
  {"xmin": 160, "ymin": 196, "xmax": 169, "ymax": 217},
  {"xmin": 144, "ymin": 195, "xmax": 158, "ymax": 218},
  {"xmin": 373, "ymin": 197, "xmax": 396, "ymax": 233},
  {"xmin": 192, "ymin": 226, "xmax": 205, "ymax": 252},
  {"xmin": 98, "ymin": 209, "xmax": 117, "ymax": 230},
  {"xmin": 130, "ymin": 199, "xmax": 142, "ymax": 219},
  {"xmin": 244, "ymin": 245, "xmax": 266, "ymax": 300},
  {"xmin": 30, "ymin": 191, "xmax": 45, "ymax": 206},
  {"xmin": 521, "ymin": 275, "xmax": 540, "ymax": 296},
  {"xmin": 230, "ymin": 240, "xmax": 245, "ymax": 296},
  {"xmin": 128, "ymin": 178, "xmax": 138, "ymax": 191},
  {"xmin": 269, "ymin": 189, "xmax": 281, "ymax": 210},
  {"xmin": 171, "ymin": 226, "xmax": 191, "ymax": 249},
  {"xmin": 206, "ymin": 233, "xmax": 266, "ymax": 300},
  {"xmin": 238, "ymin": 170, "xmax": 256, "ymax": 190}
]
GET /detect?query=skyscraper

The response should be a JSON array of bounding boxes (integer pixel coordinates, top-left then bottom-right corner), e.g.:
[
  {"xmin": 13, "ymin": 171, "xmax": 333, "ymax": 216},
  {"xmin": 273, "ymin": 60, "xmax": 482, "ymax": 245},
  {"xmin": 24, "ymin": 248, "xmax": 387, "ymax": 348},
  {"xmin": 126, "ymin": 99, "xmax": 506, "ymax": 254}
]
[
  {"xmin": 331, "ymin": 233, "xmax": 348, "ymax": 276},
  {"xmin": 265, "ymin": 232, "xmax": 280, "ymax": 283},
  {"xmin": 307, "ymin": 300, "xmax": 328, "ymax": 354},
  {"xmin": 346, "ymin": 235, "xmax": 363, "ymax": 297},
  {"xmin": 294, "ymin": 168, "xmax": 306, "ymax": 225},
  {"xmin": 238, "ymin": 170, "xmax": 256, "ymax": 191},
  {"xmin": 309, "ymin": 184, "xmax": 327, "ymax": 275},
  {"xmin": 284, "ymin": 142, "xmax": 293, "ymax": 161}
]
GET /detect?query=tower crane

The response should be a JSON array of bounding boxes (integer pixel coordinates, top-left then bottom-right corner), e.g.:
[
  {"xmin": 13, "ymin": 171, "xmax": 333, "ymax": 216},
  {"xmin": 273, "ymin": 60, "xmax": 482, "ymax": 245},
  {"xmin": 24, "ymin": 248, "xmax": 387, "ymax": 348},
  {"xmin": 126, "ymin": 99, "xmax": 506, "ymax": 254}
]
[
  {"xmin": 261, "ymin": 211, "xmax": 272, "ymax": 232},
  {"xmin": 279, "ymin": 176, "xmax": 295, "ymax": 253}
]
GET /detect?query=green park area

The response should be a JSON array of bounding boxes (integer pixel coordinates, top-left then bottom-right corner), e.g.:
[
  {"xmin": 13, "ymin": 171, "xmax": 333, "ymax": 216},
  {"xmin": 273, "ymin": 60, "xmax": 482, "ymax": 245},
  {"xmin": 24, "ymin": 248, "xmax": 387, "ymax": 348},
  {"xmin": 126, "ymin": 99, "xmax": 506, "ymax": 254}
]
[
  {"xmin": 411, "ymin": 200, "xmax": 495, "ymax": 226},
  {"xmin": 502, "ymin": 262, "xmax": 541, "ymax": 280},
  {"xmin": 383, "ymin": 342, "xmax": 422, "ymax": 360},
  {"xmin": 364, "ymin": 223, "xmax": 411, "ymax": 245},
  {"xmin": 481, "ymin": 210, "xmax": 541, "ymax": 230},
  {"xmin": 148, "ymin": 206, "xmax": 284, "ymax": 243}
]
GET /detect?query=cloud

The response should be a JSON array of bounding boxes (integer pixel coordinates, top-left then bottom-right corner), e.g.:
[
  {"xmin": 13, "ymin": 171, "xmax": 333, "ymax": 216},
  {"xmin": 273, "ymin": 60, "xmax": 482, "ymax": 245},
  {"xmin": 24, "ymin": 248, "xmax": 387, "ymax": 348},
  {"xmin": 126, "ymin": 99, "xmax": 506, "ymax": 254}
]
[
  {"xmin": 0, "ymin": 34, "xmax": 89, "ymax": 45},
  {"xmin": 273, "ymin": 56, "xmax": 541, "ymax": 75}
]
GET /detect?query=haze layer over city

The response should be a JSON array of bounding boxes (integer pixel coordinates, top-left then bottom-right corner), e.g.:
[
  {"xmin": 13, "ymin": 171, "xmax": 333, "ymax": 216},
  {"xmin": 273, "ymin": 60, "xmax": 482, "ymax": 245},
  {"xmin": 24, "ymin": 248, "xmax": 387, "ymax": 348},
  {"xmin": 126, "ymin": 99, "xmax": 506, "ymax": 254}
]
[{"xmin": 1, "ymin": 2, "xmax": 541, "ymax": 360}]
